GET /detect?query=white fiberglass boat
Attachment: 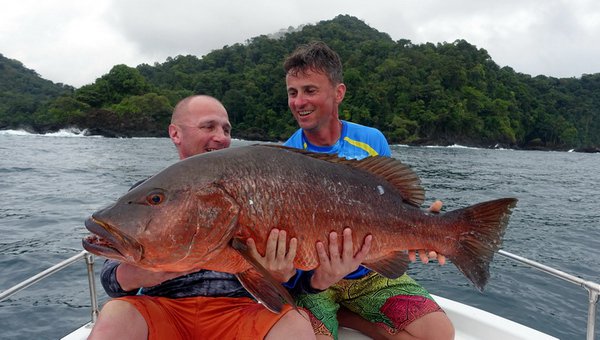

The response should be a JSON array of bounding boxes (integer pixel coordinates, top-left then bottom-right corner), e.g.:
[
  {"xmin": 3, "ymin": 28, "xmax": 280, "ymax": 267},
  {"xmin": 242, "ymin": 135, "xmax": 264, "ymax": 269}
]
[
  {"xmin": 1, "ymin": 250, "xmax": 598, "ymax": 339},
  {"xmin": 60, "ymin": 293, "xmax": 558, "ymax": 340}
]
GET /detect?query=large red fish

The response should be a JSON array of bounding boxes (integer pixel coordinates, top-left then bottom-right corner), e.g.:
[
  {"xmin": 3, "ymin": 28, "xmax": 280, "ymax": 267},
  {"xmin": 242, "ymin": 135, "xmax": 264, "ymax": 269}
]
[{"xmin": 83, "ymin": 145, "xmax": 517, "ymax": 312}]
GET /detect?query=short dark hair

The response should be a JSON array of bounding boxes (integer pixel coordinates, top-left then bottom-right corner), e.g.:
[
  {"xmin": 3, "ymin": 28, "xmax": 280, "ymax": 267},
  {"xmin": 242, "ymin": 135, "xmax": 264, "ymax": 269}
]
[{"xmin": 284, "ymin": 41, "xmax": 343, "ymax": 85}]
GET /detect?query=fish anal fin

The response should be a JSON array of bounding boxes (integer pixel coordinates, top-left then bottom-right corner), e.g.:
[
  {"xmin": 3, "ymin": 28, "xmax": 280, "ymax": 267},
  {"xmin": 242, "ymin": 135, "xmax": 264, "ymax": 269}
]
[
  {"xmin": 363, "ymin": 251, "xmax": 410, "ymax": 279},
  {"xmin": 231, "ymin": 238, "xmax": 296, "ymax": 313},
  {"xmin": 258, "ymin": 144, "xmax": 425, "ymax": 207}
]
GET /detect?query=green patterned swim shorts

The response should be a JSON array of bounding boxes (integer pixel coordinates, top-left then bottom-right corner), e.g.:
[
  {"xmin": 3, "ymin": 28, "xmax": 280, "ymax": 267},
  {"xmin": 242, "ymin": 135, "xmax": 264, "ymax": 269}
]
[{"xmin": 295, "ymin": 272, "xmax": 441, "ymax": 339}]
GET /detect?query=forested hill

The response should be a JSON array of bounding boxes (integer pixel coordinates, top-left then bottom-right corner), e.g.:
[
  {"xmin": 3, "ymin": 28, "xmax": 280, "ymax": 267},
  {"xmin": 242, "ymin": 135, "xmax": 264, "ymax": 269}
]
[
  {"xmin": 0, "ymin": 54, "xmax": 73, "ymax": 129},
  {"xmin": 1, "ymin": 15, "xmax": 599, "ymax": 151}
]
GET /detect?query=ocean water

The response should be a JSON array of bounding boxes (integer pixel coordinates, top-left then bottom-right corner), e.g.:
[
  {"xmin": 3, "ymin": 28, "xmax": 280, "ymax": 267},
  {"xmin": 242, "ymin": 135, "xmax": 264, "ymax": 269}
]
[{"xmin": 0, "ymin": 130, "xmax": 598, "ymax": 339}]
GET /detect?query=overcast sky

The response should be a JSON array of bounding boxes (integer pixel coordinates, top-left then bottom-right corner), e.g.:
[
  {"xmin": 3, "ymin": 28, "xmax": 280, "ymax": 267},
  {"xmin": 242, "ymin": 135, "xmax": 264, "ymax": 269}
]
[{"xmin": 2, "ymin": 0, "xmax": 600, "ymax": 88}]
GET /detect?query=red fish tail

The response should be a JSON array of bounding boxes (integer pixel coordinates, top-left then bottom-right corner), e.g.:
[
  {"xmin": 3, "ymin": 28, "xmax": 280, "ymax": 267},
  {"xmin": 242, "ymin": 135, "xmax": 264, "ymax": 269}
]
[{"xmin": 445, "ymin": 197, "xmax": 518, "ymax": 291}]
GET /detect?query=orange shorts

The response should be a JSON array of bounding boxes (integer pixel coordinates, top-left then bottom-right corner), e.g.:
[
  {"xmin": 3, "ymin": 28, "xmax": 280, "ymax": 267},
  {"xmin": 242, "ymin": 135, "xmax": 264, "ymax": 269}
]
[{"xmin": 115, "ymin": 295, "xmax": 292, "ymax": 340}]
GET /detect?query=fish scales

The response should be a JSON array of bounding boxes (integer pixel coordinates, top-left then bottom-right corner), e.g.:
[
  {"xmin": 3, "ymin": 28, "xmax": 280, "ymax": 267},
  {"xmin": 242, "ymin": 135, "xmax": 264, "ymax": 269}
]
[{"xmin": 220, "ymin": 147, "xmax": 419, "ymax": 268}]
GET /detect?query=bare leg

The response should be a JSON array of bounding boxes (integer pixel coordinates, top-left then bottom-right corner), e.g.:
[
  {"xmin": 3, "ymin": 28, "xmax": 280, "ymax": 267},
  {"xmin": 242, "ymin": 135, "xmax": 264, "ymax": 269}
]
[
  {"xmin": 88, "ymin": 300, "xmax": 148, "ymax": 340},
  {"xmin": 266, "ymin": 309, "xmax": 316, "ymax": 340},
  {"xmin": 338, "ymin": 307, "xmax": 454, "ymax": 340}
]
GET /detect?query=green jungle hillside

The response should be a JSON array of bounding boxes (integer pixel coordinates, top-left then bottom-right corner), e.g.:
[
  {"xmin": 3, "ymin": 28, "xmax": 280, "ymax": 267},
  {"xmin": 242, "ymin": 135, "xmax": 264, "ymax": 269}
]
[
  {"xmin": 1, "ymin": 15, "xmax": 599, "ymax": 151},
  {"xmin": 0, "ymin": 54, "xmax": 73, "ymax": 129}
]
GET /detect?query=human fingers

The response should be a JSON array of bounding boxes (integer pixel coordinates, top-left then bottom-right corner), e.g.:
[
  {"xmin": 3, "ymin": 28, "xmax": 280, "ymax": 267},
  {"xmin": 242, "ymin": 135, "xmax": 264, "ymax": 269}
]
[
  {"xmin": 341, "ymin": 228, "xmax": 354, "ymax": 260},
  {"xmin": 316, "ymin": 241, "xmax": 330, "ymax": 267},
  {"xmin": 328, "ymin": 231, "xmax": 340, "ymax": 265},
  {"xmin": 425, "ymin": 250, "xmax": 447, "ymax": 265},
  {"xmin": 276, "ymin": 229, "xmax": 288, "ymax": 259},
  {"xmin": 419, "ymin": 249, "xmax": 429, "ymax": 264},
  {"xmin": 353, "ymin": 234, "xmax": 372, "ymax": 261},
  {"xmin": 428, "ymin": 200, "xmax": 443, "ymax": 213},
  {"xmin": 246, "ymin": 238, "xmax": 262, "ymax": 260},
  {"xmin": 408, "ymin": 250, "xmax": 417, "ymax": 262},
  {"xmin": 438, "ymin": 254, "xmax": 446, "ymax": 265},
  {"xmin": 265, "ymin": 228, "xmax": 280, "ymax": 261},
  {"xmin": 287, "ymin": 237, "xmax": 298, "ymax": 262}
]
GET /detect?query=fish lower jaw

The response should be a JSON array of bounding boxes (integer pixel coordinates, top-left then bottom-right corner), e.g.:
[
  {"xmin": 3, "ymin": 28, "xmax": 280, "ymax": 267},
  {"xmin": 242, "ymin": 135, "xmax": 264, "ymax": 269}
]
[{"xmin": 82, "ymin": 234, "xmax": 125, "ymax": 259}]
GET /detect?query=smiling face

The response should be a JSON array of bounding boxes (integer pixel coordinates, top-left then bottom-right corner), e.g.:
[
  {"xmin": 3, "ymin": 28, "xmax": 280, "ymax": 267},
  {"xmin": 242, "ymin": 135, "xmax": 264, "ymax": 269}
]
[
  {"xmin": 169, "ymin": 96, "xmax": 232, "ymax": 160},
  {"xmin": 286, "ymin": 68, "xmax": 346, "ymax": 144}
]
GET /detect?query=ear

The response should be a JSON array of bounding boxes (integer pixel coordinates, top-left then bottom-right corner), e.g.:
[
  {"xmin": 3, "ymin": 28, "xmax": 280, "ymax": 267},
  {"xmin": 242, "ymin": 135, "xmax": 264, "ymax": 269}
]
[
  {"xmin": 168, "ymin": 124, "xmax": 180, "ymax": 145},
  {"xmin": 335, "ymin": 83, "xmax": 346, "ymax": 104}
]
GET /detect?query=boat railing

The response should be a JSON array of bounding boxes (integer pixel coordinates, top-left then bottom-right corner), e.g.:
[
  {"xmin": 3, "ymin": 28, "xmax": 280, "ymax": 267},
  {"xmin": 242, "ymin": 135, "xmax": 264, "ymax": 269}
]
[
  {"xmin": 498, "ymin": 250, "xmax": 599, "ymax": 340},
  {"xmin": 0, "ymin": 250, "xmax": 99, "ymax": 323},
  {"xmin": 0, "ymin": 250, "xmax": 598, "ymax": 339}
]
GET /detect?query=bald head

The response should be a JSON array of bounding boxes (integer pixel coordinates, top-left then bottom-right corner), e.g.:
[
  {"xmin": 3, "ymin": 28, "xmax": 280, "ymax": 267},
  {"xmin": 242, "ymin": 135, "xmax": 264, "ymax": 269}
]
[
  {"xmin": 171, "ymin": 95, "xmax": 227, "ymax": 125},
  {"xmin": 168, "ymin": 95, "xmax": 232, "ymax": 159}
]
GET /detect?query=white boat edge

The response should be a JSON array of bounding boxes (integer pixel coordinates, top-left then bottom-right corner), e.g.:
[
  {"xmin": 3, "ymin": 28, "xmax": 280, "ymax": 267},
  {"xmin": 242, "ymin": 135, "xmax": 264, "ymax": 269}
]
[{"xmin": 61, "ymin": 293, "xmax": 559, "ymax": 340}]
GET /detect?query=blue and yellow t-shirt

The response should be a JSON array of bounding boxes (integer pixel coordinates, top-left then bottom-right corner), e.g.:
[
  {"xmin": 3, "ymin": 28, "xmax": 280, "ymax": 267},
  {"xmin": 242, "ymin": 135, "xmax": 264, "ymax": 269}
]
[
  {"xmin": 283, "ymin": 120, "xmax": 391, "ymax": 159},
  {"xmin": 284, "ymin": 120, "xmax": 391, "ymax": 288}
]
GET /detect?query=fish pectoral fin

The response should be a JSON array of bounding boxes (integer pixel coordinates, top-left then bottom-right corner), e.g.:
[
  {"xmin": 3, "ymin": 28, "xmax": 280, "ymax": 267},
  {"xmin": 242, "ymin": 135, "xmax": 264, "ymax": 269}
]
[
  {"xmin": 362, "ymin": 251, "xmax": 410, "ymax": 279},
  {"xmin": 232, "ymin": 238, "xmax": 296, "ymax": 313}
]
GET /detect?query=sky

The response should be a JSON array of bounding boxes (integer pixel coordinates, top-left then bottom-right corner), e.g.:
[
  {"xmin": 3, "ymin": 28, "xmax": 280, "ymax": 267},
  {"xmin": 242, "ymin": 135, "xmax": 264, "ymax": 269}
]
[{"xmin": 2, "ymin": 0, "xmax": 600, "ymax": 88}]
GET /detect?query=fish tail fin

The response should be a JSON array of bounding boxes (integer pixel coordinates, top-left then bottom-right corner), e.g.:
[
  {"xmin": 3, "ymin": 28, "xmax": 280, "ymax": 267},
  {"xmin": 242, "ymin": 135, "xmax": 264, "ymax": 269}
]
[{"xmin": 446, "ymin": 197, "xmax": 518, "ymax": 291}]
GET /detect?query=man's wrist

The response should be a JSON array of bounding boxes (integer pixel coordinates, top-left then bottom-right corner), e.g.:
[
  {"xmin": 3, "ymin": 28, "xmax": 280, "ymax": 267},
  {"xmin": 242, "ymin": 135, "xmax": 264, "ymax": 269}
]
[{"xmin": 310, "ymin": 274, "xmax": 330, "ymax": 291}]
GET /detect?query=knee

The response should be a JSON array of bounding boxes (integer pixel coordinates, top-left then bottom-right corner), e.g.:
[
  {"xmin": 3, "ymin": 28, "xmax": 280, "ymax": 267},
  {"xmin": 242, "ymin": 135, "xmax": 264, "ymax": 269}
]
[
  {"xmin": 97, "ymin": 299, "xmax": 140, "ymax": 319},
  {"xmin": 426, "ymin": 314, "xmax": 455, "ymax": 340},
  {"xmin": 89, "ymin": 300, "xmax": 147, "ymax": 340},
  {"xmin": 399, "ymin": 311, "xmax": 455, "ymax": 340},
  {"xmin": 440, "ymin": 318, "xmax": 455, "ymax": 340},
  {"xmin": 286, "ymin": 309, "xmax": 313, "ymax": 332},
  {"xmin": 267, "ymin": 309, "xmax": 314, "ymax": 339}
]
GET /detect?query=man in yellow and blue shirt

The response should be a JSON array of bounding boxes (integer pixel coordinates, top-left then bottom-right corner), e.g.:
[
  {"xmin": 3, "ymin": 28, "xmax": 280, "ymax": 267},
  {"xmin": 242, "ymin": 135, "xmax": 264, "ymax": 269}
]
[{"xmin": 277, "ymin": 41, "xmax": 455, "ymax": 340}]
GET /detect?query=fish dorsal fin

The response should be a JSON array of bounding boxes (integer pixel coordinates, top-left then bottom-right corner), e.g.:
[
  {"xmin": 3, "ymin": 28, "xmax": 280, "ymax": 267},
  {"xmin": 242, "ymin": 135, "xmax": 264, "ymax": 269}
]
[{"xmin": 258, "ymin": 144, "xmax": 425, "ymax": 207}]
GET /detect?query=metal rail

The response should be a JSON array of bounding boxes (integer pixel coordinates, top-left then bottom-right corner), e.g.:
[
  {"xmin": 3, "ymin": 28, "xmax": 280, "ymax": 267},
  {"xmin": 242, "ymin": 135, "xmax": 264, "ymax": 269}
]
[
  {"xmin": 0, "ymin": 250, "xmax": 99, "ymax": 323},
  {"xmin": 499, "ymin": 250, "xmax": 599, "ymax": 340},
  {"xmin": 0, "ymin": 249, "xmax": 598, "ymax": 339}
]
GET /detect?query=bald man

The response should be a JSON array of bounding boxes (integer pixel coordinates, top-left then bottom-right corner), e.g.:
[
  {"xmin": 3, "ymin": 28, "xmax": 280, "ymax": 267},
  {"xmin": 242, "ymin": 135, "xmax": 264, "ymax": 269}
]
[{"xmin": 89, "ymin": 95, "xmax": 313, "ymax": 340}]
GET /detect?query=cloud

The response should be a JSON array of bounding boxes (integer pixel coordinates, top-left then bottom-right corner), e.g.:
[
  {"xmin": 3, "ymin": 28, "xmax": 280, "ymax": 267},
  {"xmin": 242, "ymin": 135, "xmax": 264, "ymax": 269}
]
[
  {"xmin": 2, "ymin": 0, "xmax": 600, "ymax": 87},
  {"xmin": 108, "ymin": 2, "xmax": 307, "ymax": 59}
]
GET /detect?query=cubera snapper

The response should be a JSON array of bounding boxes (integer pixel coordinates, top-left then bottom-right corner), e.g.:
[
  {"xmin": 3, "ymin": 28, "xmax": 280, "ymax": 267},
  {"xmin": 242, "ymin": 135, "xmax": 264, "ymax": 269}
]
[{"xmin": 82, "ymin": 145, "xmax": 517, "ymax": 312}]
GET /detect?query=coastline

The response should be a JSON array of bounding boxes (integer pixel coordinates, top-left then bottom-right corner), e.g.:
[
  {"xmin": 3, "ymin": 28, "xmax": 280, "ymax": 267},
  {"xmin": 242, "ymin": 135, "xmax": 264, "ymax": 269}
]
[{"xmin": 1, "ymin": 128, "xmax": 598, "ymax": 153}]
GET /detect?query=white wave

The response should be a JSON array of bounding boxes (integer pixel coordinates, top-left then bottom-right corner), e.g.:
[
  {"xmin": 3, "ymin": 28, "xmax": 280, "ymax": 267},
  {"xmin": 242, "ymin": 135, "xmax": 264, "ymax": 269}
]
[
  {"xmin": 43, "ymin": 128, "xmax": 90, "ymax": 137},
  {"xmin": 416, "ymin": 144, "xmax": 514, "ymax": 151},
  {"xmin": 422, "ymin": 144, "xmax": 481, "ymax": 150},
  {"xmin": 0, "ymin": 129, "xmax": 33, "ymax": 136},
  {"xmin": 0, "ymin": 128, "xmax": 100, "ymax": 138},
  {"xmin": 447, "ymin": 144, "xmax": 481, "ymax": 149}
]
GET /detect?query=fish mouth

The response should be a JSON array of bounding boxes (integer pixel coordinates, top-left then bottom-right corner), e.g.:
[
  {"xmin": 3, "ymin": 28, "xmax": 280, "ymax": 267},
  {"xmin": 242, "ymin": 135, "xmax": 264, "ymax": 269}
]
[{"xmin": 82, "ymin": 217, "xmax": 143, "ymax": 262}]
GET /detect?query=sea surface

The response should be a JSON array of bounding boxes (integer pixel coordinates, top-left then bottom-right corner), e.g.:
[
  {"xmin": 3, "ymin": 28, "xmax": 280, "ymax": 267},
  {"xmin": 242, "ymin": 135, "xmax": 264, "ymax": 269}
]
[{"xmin": 0, "ymin": 130, "xmax": 598, "ymax": 339}]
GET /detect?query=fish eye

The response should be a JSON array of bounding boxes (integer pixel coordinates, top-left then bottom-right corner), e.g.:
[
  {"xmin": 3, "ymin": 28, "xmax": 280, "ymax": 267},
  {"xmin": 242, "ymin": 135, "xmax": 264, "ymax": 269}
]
[{"xmin": 146, "ymin": 192, "xmax": 165, "ymax": 205}]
